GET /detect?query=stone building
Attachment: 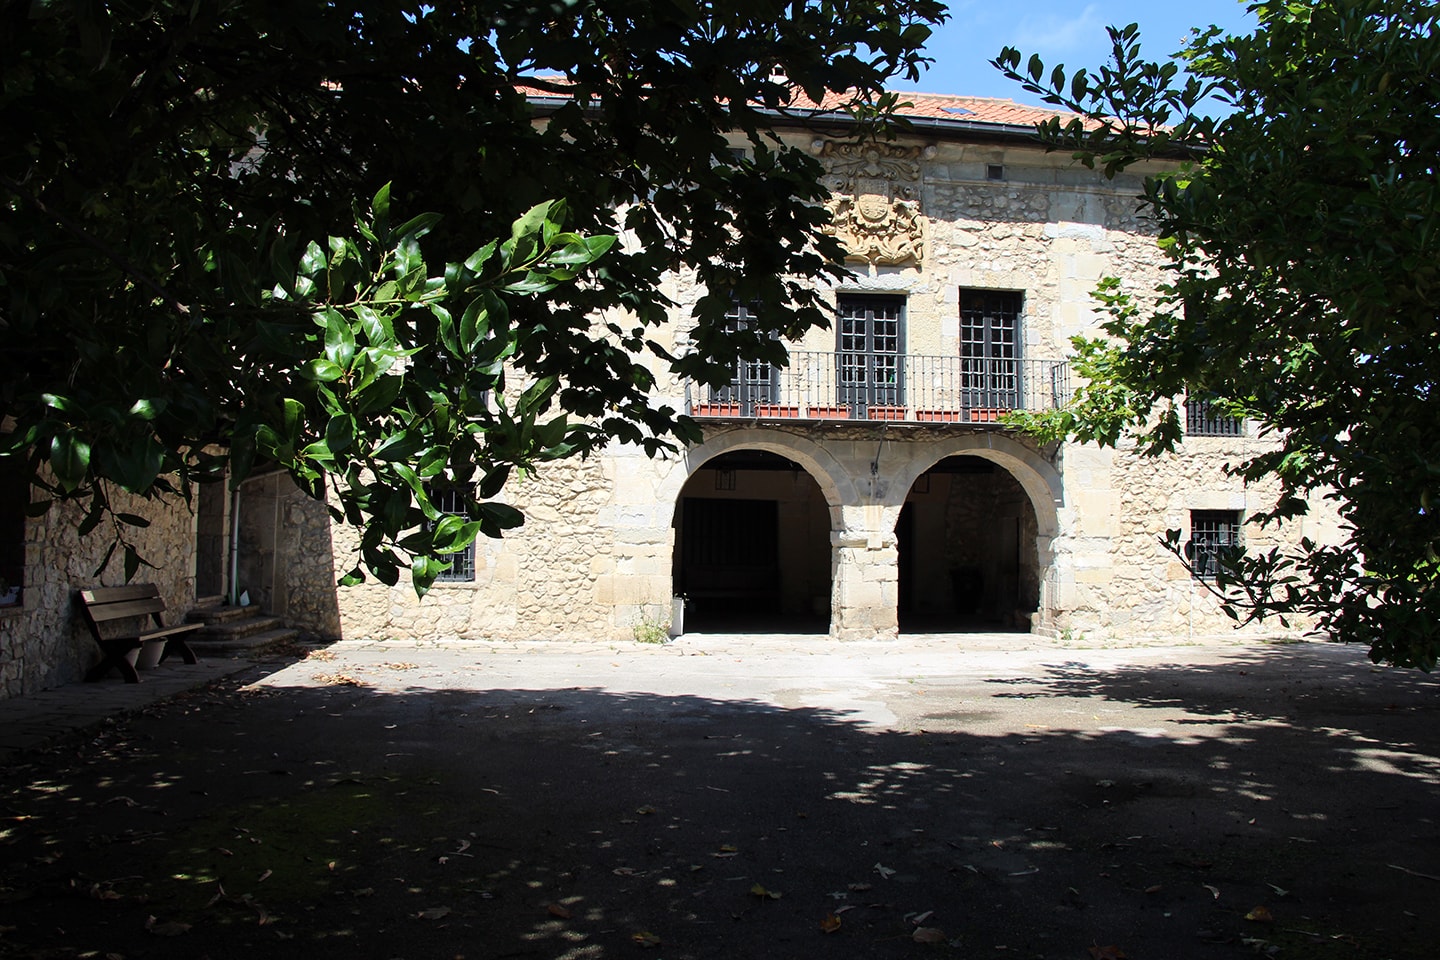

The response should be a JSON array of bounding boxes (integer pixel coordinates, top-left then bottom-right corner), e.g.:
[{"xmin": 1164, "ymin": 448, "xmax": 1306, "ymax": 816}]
[
  {"xmin": 269, "ymin": 92, "xmax": 1338, "ymax": 645},
  {"xmin": 0, "ymin": 92, "xmax": 1340, "ymax": 698}
]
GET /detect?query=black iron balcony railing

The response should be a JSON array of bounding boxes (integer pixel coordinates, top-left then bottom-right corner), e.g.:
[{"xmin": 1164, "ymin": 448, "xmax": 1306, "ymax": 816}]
[{"xmin": 687, "ymin": 351, "xmax": 1071, "ymax": 423}]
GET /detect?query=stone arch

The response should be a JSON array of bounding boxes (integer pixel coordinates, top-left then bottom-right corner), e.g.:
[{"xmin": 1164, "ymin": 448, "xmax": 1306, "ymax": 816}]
[
  {"xmin": 888, "ymin": 433, "xmax": 1061, "ymax": 535},
  {"xmin": 656, "ymin": 427, "xmax": 854, "ymax": 521},
  {"xmin": 662, "ymin": 428, "xmax": 850, "ymax": 633},
  {"xmin": 891, "ymin": 434, "xmax": 1064, "ymax": 632}
]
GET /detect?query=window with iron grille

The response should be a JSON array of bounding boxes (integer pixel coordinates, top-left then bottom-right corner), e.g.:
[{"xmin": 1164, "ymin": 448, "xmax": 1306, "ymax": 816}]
[
  {"xmin": 710, "ymin": 301, "xmax": 779, "ymax": 409},
  {"xmin": 425, "ymin": 484, "xmax": 476, "ymax": 583},
  {"xmin": 1188, "ymin": 510, "xmax": 1242, "ymax": 580},
  {"xmin": 1185, "ymin": 399, "xmax": 1245, "ymax": 437},
  {"xmin": 959, "ymin": 289, "xmax": 1021, "ymax": 410},
  {"xmin": 836, "ymin": 294, "xmax": 904, "ymax": 413}
]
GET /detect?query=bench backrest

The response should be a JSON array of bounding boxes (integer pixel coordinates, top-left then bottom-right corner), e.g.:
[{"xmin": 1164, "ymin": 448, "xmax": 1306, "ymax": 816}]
[{"xmin": 79, "ymin": 584, "xmax": 168, "ymax": 626}]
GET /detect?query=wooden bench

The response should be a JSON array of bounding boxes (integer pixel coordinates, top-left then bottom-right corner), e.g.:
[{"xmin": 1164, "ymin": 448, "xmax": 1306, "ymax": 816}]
[{"xmin": 79, "ymin": 584, "xmax": 201, "ymax": 683}]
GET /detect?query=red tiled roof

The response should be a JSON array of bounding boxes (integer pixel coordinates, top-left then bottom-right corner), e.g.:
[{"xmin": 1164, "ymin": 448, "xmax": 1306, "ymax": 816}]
[
  {"xmin": 789, "ymin": 88, "xmax": 1080, "ymax": 129},
  {"xmin": 518, "ymin": 78, "xmax": 1085, "ymax": 133}
]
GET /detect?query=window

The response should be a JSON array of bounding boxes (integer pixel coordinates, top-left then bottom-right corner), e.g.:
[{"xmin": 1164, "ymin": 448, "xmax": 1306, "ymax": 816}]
[
  {"xmin": 425, "ymin": 485, "xmax": 476, "ymax": 583},
  {"xmin": 959, "ymin": 289, "xmax": 1022, "ymax": 410},
  {"xmin": 837, "ymin": 294, "xmax": 904, "ymax": 414},
  {"xmin": 986, "ymin": 163, "xmax": 1005, "ymax": 181},
  {"xmin": 1188, "ymin": 510, "xmax": 1242, "ymax": 580},
  {"xmin": 0, "ymin": 455, "xmax": 27, "ymax": 608},
  {"xmin": 710, "ymin": 301, "xmax": 779, "ymax": 411},
  {"xmin": 1185, "ymin": 398, "xmax": 1245, "ymax": 437}
]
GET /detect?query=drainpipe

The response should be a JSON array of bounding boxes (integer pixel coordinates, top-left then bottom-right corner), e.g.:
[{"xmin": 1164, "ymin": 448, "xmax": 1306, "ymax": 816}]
[{"xmin": 229, "ymin": 486, "xmax": 241, "ymax": 606}]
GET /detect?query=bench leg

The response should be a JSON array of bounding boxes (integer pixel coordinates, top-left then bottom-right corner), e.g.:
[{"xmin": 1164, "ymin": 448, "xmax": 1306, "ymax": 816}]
[
  {"xmin": 162, "ymin": 635, "xmax": 200, "ymax": 665},
  {"xmin": 85, "ymin": 643, "xmax": 141, "ymax": 683}
]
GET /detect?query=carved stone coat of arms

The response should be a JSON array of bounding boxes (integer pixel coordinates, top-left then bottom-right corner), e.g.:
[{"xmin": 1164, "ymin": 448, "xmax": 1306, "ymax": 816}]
[{"xmin": 820, "ymin": 141, "xmax": 928, "ymax": 266}]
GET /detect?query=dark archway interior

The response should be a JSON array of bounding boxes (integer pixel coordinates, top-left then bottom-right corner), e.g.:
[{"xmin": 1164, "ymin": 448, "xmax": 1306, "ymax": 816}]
[
  {"xmin": 672, "ymin": 450, "xmax": 831, "ymax": 634},
  {"xmin": 897, "ymin": 455, "xmax": 1040, "ymax": 633}
]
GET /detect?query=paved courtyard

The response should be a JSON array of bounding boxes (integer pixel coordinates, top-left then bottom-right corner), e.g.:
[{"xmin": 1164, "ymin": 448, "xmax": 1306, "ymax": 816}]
[{"xmin": 1, "ymin": 633, "xmax": 1438, "ymax": 959}]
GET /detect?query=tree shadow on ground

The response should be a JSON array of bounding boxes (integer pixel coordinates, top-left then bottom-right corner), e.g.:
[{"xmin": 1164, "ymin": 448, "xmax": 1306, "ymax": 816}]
[{"xmin": 1, "ymin": 645, "xmax": 1437, "ymax": 959}]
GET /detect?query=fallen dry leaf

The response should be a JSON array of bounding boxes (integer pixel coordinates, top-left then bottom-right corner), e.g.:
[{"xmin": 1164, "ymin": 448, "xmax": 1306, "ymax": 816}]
[
  {"xmin": 547, "ymin": 903, "xmax": 572, "ymax": 919},
  {"xmin": 257, "ymin": 869, "xmax": 272, "ymax": 883},
  {"xmin": 820, "ymin": 914, "xmax": 842, "ymax": 934},
  {"xmin": 873, "ymin": 863, "xmax": 896, "ymax": 879},
  {"xmin": 1088, "ymin": 945, "xmax": 1127, "ymax": 960},
  {"xmin": 1245, "ymin": 905, "xmax": 1274, "ymax": 923},
  {"xmin": 912, "ymin": 927, "xmax": 946, "ymax": 944},
  {"xmin": 417, "ymin": 906, "xmax": 452, "ymax": 920},
  {"xmin": 631, "ymin": 931, "xmax": 662, "ymax": 948},
  {"xmin": 311, "ymin": 673, "xmax": 363, "ymax": 686},
  {"xmin": 1203, "ymin": 884, "xmax": 1220, "ymax": 900},
  {"xmin": 749, "ymin": 883, "xmax": 781, "ymax": 900},
  {"xmin": 636, "ymin": 805, "xmax": 658, "ymax": 815}
]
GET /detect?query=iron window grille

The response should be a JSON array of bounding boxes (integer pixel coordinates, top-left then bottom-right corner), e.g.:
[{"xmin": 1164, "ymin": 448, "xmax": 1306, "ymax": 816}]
[
  {"xmin": 836, "ymin": 294, "xmax": 904, "ymax": 415},
  {"xmin": 1185, "ymin": 399, "xmax": 1245, "ymax": 437},
  {"xmin": 710, "ymin": 301, "xmax": 779, "ymax": 411},
  {"xmin": 1188, "ymin": 510, "xmax": 1242, "ymax": 580},
  {"xmin": 425, "ymin": 484, "xmax": 477, "ymax": 583}
]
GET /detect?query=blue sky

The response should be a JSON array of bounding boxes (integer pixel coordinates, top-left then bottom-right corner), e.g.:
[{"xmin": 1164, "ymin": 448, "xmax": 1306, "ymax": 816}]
[{"xmin": 892, "ymin": 0, "xmax": 1259, "ymax": 102}]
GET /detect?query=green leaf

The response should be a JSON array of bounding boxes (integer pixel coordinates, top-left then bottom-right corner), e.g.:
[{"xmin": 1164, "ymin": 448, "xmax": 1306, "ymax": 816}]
[
  {"xmin": 299, "ymin": 240, "xmax": 327, "ymax": 277},
  {"xmin": 394, "ymin": 212, "xmax": 443, "ymax": 242},
  {"xmin": 50, "ymin": 431, "xmax": 91, "ymax": 492},
  {"xmin": 371, "ymin": 182, "xmax": 392, "ymax": 234},
  {"xmin": 372, "ymin": 431, "xmax": 425, "ymax": 462},
  {"xmin": 325, "ymin": 414, "xmax": 355, "ymax": 454},
  {"xmin": 305, "ymin": 359, "xmax": 347, "ymax": 382},
  {"xmin": 323, "ymin": 309, "xmax": 357, "ymax": 368},
  {"xmin": 464, "ymin": 240, "xmax": 498, "ymax": 274},
  {"xmin": 128, "ymin": 398, "xmax": 165, "ymax": 420}
]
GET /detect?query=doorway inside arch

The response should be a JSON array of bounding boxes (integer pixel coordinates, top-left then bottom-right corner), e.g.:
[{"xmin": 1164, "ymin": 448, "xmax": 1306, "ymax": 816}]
[
  {"xmin": 672, "ymin": 450, "xmax": 831, "ymax": 634},
  {"xmin": 897, "ymin": 455, "xmax": 1040, "ymax": 632}
]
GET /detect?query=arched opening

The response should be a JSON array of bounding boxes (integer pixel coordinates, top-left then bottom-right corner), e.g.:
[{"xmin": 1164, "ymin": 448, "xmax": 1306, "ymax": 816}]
[
  {"xmin": 672, "ymin": 449, "xmax": 831, "ymax": 634},
  {"xmin": 896, "ymin": 455, "xmax": 1040, "ymax": 632}
]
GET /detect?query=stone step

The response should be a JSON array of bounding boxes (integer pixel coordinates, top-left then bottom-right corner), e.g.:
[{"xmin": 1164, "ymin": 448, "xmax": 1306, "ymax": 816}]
[
  {"xmin": 190, "ymin": 626, "xmax": 302, "ymax": 657},
  {"xmin": 195, "ymin": 615, "xmax": 288, "ymax": 642},
  {"xmin": 186, "ymin": 604, "xmax": 263, "ymax": 626}
]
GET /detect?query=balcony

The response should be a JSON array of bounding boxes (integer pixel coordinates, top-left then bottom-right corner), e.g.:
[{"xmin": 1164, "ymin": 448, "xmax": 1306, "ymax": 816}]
[{"xmin": 686, "ymin": 351, "xmax": 1071, "ymax": 424}]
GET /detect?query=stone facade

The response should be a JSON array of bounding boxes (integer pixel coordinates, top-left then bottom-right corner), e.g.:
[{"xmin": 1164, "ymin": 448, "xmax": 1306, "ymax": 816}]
[
  {"xmin": 0, "ymin": 483, "xmax": 195, "ymax": 697},
  {"xmin": 301, "ymin": 121, "xmax": 1334, "ymax": 645}
]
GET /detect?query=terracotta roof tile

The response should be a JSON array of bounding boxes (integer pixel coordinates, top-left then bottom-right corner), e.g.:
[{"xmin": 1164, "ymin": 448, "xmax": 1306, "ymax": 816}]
[{"xmin": 518, "ymin": 78, "xmax": 1084, "ymax": 134}]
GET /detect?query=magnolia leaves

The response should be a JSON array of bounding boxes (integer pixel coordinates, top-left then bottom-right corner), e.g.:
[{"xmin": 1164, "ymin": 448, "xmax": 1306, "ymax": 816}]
[{"xmin": 247, "ymin": 191, "xmax": 614, "ymax": 596}]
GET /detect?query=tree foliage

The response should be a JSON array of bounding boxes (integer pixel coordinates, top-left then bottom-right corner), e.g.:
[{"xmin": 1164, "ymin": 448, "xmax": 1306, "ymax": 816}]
[
  {"xmin": 996, "ymin": 0, "xmax": 1440, "ymax": 667},
  {"xmin": 0, "ymin": 0, "xmax": 944, "ymax": 591}
]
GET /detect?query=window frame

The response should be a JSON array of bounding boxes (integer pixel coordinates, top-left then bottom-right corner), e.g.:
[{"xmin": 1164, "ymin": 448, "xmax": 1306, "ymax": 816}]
[
  {"xmin": 835, "ymin": 293, "xmax": 906, "ymax": 414},
  {"xmin": 1185, "ymin": 398, "xmax": 1246, "ymax": 438},
  {"xmin": 958, "ymin": 288, "xmax": 1023, "ymax": 411},
  {"xmin": 424, "ymin": 484, "xmax": 478, "ymax": 584},
  {"xmin": 710, "ymin": 301, "xmax": 780, "ymax": 410},
  {"xmin": 1188, "ymin": 509, "xmax": 1243, "ymax": 581}
]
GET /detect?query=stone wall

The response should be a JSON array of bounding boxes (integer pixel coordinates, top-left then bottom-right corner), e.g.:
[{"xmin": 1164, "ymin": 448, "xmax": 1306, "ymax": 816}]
[
  {"xmin": 0, "ymin": 483, "xmax": 195, "ymax": 697},
  {"xmin": 235, "ymin": 472, "xmax": 343, "ymax": 637}
]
